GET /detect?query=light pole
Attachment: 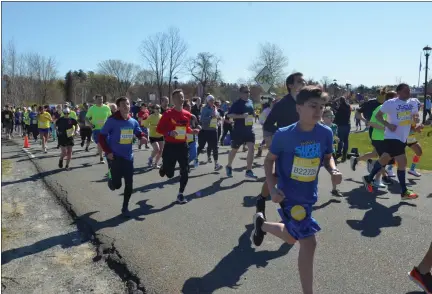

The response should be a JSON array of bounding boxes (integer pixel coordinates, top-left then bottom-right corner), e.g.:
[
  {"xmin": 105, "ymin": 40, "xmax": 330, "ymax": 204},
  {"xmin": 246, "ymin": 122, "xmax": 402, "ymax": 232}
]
[
  {"xmin": 332, "ymin": 79, "xmax": 338, "ymax": 100},
  {"xmin": 422, "ymin": 45, "xmax": 431, "ymax": 124},
  {"xmin": 174, "ymin": 76, "xmax": 179, "ymax": 89}
]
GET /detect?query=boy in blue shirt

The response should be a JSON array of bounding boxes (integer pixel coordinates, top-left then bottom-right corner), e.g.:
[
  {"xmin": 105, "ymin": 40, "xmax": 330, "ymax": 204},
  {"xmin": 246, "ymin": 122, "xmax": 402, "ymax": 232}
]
[
  {"xmin": 253, "ymin": 86, "xmax": 342, "ymax": 294},
  {"xmin": 99, "ymin": 97, "xmax": 147, "ymax": 217}
]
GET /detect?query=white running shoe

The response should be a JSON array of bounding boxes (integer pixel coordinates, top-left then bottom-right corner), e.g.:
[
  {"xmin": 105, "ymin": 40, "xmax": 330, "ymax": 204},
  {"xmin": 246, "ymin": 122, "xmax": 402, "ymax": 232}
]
[
  {"xmin": 372, "ymin": 180, "xmax": 386, "ymax": 189},
  {"xmin": 386, "ymin": 166, "xmax": 396, "ymax": 177},
  {"xmin": 408, "ymin": 169, "xmax": 421, "ymax": 177}
]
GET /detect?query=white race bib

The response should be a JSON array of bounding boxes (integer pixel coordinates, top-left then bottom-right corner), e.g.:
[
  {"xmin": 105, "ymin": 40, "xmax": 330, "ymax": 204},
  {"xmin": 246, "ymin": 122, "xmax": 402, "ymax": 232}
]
[
  {"xmin": 5, "ymin": 114, "xmax": 9, "ymax": 119},
  {"xmin": 119, "ymin": 128, "xmax": 133, "ymax": 144},
  {"xmin": 66, "ymin": 128, "xmax": 74, "ymax": 138},
  {"xmin": 291, "ymin": 157, "xmax": 320, "ymax": 182},
  {"xmin": 210, "ymin": 118, "xmax": 217, "ymax": 128},
  {"xmin": 245, "ymin": 115, "xmax": 254, "ymax": 126},
  {"xmin": 397, "ymin": 111, "xmax": 411, "ymax": 126},
  {"xmin": 32, "ymin": 119, "xmax": 37, "ymax": 124},
  {"xmin": 187, "ymin": 133, "xmax": 194, "ymax": 142},
  {"xmin": 175, "ymin": 126, "xmax": 186, "ymax": 140}
]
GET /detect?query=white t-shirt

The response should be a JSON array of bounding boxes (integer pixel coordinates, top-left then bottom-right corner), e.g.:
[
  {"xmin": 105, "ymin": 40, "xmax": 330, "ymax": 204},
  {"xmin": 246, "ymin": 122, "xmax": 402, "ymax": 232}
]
[{"xmin": 379, "ymin": 97, "xmax": 420, "ymax": 142}]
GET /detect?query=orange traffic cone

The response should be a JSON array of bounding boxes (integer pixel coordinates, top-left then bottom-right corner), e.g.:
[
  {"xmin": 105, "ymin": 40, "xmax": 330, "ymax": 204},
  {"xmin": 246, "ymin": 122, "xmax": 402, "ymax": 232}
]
[{"xmin": 23, "ymin": 135, "xmax": 30, "ymax": 148}]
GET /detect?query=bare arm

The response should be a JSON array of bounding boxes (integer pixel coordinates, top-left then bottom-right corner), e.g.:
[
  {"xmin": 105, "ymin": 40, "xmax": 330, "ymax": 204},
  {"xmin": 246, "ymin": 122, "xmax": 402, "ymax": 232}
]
[
  {"xmin": 322, "ymin": 154, "xmax": 337, "ymax": 174},
  {"xmin": 264, "ymin": 152, "xmax": 278, "ymax": 191}
]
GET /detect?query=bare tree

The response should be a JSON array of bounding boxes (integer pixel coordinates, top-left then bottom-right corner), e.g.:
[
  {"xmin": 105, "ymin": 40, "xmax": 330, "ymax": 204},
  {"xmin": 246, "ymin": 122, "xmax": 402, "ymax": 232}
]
[
  {"xmin": 250, "ymin": 42, "xmax": 288, "ymax": 84},
  {"xmin": 188, "ymin": 52, "xmax": 221, "ymax": 95},
  {"xmin": 135, "ymin": 69, "xmax": 156, "ymax": 85},
  {"xmin": 97, "ymin": 59, "xmax": 140, "ymax": 97},
  {"xmin": 139, "ymin": 32, "xmax": 169, "ymax": 101},
  {"xmin": 166, "ymin": 27, "xmax": 188, "ymax": 98},
  {"xmin": 320, "ymin": 76, "xmax": 332, "ymax": 91}
]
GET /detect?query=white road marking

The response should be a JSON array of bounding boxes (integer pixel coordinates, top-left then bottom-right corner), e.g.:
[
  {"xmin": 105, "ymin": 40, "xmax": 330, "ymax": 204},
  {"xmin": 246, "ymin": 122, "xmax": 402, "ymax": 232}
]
[{"xmin": 22, "ymin": 148, "xmax": 35, "ymax": 159}]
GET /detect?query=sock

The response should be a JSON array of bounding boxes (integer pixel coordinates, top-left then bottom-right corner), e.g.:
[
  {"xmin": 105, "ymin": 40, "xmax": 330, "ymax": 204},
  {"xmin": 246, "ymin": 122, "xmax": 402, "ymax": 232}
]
[
  {"xmin": 410, "ymin": 155, "xmax": 420, "ymax": 171},
  {"xmin": 368, "ymin": 161, "xmax": 383, "ymax": 182},
  {"xmin": 397, "ymin": 170, "xmax": 407, "ymax": 194}
]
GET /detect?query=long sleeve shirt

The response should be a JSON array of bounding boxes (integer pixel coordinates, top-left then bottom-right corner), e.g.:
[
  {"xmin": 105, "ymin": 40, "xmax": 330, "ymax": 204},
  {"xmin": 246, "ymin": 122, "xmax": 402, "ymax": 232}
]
[{"xmin": 156, "ymin": 108, "xmax": 193, "ymax": 143}]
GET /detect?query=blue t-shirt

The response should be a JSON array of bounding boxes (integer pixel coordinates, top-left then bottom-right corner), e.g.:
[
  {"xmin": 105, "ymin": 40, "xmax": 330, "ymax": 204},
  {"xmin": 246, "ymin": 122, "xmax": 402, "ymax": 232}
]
[
  {"xmin": 228, "ymin": 98, "xmax": 255, "ymax": 134},
  {"xmin": 270, "ymin": 123, "xmax": 334, "ymax": 205},
  {"xmin": 29, "ymin": 111, "xmax": 38, "ymax": 125},
  {"xmin": 100, "ymin": 117, "xmax": 142, "ymax": 161}
]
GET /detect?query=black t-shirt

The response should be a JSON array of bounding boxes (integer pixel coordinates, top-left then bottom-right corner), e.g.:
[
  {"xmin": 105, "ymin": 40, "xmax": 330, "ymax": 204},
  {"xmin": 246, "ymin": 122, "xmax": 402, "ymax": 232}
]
[
  {"xmin": 55, "ymin": 117, "xmax": 78, "ymax": 139},
  {"xmin": 2, "ymin": 110, "xmax": 14, "ymax": 123},
  {"xmin": 334, "ymin": 104, "xmax": 352, "ymax": 126},
  {"xmin": 263, "ymin": 94, "xmax": 298, "ymax": 134},
  {"xmin": 358, "ymin": 99, "xmax": 381, "ymax": 121}
]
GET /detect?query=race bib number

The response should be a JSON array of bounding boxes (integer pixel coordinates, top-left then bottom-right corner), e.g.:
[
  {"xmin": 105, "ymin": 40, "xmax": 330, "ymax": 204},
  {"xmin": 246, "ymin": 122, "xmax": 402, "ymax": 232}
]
[
  {"xmin": 32, "ymin": 119, "xmax": 37, "ymax": 124},
  {"xmin": 66, "ymin": 128, "xmax": 74, "ymax": 138},
  {"xmin": 245, "ymin": 115, "xmax": 254, "ymax": 126},
  {"xmin": 397, "ymin": 111, "xmax": 411, "ymax": 126},
  {"xmin": 119, "ymin": 128, "xmax": 133, "ymax": 144},
  {"xmin": 407, "ymin": 135, "xmax": 417, "ymax": 144},
  {"xmin": 210, "ymin": 118, "xmax": 217, "ymax": 128},
  {"xmin": 187, "ymin": 133, "xmax": 194, "ymax": 142},
  {"xmin": 175, "ymin": 126, "xmax": 186, "ymax": 140},
  {"xmin": 291, "ymin": 156, "xmax": 320, "ymax": 182},
  {"xmin": 38, "ymin": 121, "xmax": 45, "ymax": 128},
  {"xmin": 5, "ymin": 114, "xmax": 9, "ymax": 119}
]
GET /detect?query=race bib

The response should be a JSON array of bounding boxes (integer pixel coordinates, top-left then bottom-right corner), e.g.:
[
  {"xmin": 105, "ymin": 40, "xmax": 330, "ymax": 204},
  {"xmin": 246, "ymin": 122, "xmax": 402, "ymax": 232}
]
[
  {"xmin": 407, "ymin": 134, "xmax": 417, "ymax": 144},
  {"xmin": 245, "ymin": 115, "xmax": 254, "ymax": 126},
  {"xmin": 38, "ymin": 121, "xmax": 45, "ymax": 128},
  {"xmin": 32, "ymin": 119, "xmax": 37, "ymax": 124},
  {"xmin": 66, "ymin": 128, "xmax": 74, "ymax": 138},
  {"xmin": 5, "ymin": 114, "xmax": 9, "ymax": 119},
  {"xmin": 210, "ymin": 118, "xmax": 217, "ymax": 128},
  {"xmin": 187, "ymin": 133, "xmax": 194, "ymax": 142},
  {"xmin": 175, "ymin": 126, "xmax": 186, "ymax": 140},
  {"xmin": 397, "ymin": 111, "xmax": 411, "ymax": 126},
  {"xmin": 119, "ymin": 128, "xmax": 133, "ymax": 144},
  {"xmin": 291, "ymin": 156, "xmax": 320, "ymax": 182}
]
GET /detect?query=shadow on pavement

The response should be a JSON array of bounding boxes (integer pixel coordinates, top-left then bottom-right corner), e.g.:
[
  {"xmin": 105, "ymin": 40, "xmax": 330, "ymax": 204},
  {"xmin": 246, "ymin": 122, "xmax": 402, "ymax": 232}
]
[
  {"xmin": 345, "ymin": 185, "xmax": 417, "ymax": 237},
  {"xmin": 181, "ymin": 224, "xmax": 293, "ymax": 293},
  {"xmin": 242, "ymin": 196, "xmax": 341, "ymax": 211},
  {"xmin": 232, "ymin": 162, "xmax": 263, "ymax": 173}
]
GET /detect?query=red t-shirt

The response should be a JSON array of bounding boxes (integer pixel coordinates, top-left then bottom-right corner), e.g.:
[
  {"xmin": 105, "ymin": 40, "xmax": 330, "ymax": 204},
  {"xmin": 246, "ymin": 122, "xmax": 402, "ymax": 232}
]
[
  {"xmin": 138, "ymin": 110, "xmax": 149, "ymax": 126},
  {"xmin": 156, "ymin": 108, "xmax": 193, "ymax": 143}
]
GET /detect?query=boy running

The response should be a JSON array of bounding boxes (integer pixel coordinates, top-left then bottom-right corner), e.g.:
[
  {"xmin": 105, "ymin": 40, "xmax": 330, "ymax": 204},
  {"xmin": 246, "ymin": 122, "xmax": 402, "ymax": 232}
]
[{"xmin": 252, "ymin": 86, "xmax": 342, "ymax": 294}]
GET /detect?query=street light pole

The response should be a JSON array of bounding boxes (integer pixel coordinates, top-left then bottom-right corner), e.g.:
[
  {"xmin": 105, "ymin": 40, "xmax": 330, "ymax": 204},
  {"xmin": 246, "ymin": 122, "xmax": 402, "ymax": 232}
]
[{"xmin": 422, "ymin": 45, "xmax": 431, "ymax": 124}]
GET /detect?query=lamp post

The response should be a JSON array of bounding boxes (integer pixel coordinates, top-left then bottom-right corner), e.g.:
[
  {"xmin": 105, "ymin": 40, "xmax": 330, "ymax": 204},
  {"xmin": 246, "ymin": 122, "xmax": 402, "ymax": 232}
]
[
  {"xmin": 422, "ymin": 45, "xmax": 431, "ymax": 124},
  {"xmin": 174, "ymin": 76, "xmax": 179, "ymax": 89},
  {"xmin": 332, "ymin": 79, "xmax": 338, "ymax": 99}
]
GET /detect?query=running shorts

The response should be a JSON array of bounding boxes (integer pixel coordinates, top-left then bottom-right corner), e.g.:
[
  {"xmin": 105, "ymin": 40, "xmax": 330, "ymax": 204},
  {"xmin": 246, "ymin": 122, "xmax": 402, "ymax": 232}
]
[
  {"xmin": 149, "ymin": 136, "xmax": 164, "ymax": 144},
  {"xmin": 383, "ymin": 139, "xmax": 406, "ymax": 158}
]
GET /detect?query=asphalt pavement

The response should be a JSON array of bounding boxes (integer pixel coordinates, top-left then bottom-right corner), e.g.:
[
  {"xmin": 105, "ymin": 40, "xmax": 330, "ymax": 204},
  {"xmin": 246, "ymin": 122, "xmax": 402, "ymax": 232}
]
[{"xmin": 5, "ymin": 122, "xmax": 432, "ymax": 294}]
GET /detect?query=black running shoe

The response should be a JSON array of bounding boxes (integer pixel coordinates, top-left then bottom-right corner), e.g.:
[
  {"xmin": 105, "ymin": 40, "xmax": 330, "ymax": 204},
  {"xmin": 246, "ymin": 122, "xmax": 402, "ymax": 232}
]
[
  {"xmin": 252, "ymin": 212, "xmax": 266, "ymax": 247},
  {"xmin": 159, "ymin": 166, "xmax": 166, "ymax": 177},
  {"xmin": 176, "ymin": 193, "xmax": 188, "ymax": 204},
  {"xmin": 255, "ymin": 195, "xmax": 267, "ymax": 219},
  {"xmin": 81, "ymin": 141, "xmax": 84, "ymax": 148},
  {"xmin": 350, "ymin": 156, "xmax": 358, "ymax": 171},
  {"xmin": 58, "ymin": 159, "xmax": 63, "ymax": 168}
]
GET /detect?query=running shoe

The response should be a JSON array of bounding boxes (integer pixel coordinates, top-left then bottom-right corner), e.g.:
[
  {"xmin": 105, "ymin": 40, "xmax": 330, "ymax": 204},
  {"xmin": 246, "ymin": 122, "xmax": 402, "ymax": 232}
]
[
  {"xmin": 331, "ymin": 189, "xmax": 344, "ymax": 197},
  {"xmin": 81, "ymin": 141, "xmax": 85, "ymax": 148},
  {"xmin": 256, "ymin": 195, "xmax": 267, "ymax": 219},
  {"xmin": 245, "ymin": 170, "xmax": 258, "ymax": 179},
  {"xmin": 382, "ymin": 176, "xmax": 392, "ymax": 186},
  {"xmin": 386, "ymin": 166, "xmax": 396, "ymax": 177},
  {"xmin": 252, "ymin": 212, "xmax": 266, "ymax": 247},
  {"xmin": 408, "ymin": 267, "xmax": 432, "ymax": 294},
  {"xmin": 408, "ymin": 169, "xmax": 421, "ymax": 177},
  {"xmin": 100, "ymin": 157, "xmax": 105, "ymax": 164},
  {"xmin": 65, "ymin": 165, "xmax": 71, "ymax": 171},
  {"xmin": 147, "ymin": 156, "xmax": 153, "ymax": 167},
  {"xmin": 214, "ymin": 163, "xmax": 222, "ymax": 171},
  {"xmin": 207, "ymin": 157, "xmax": 212, "ymax": 163},
  {"xmin": 350, "ymin": 156, "xmax": 358, "ymax": 171},
  {"xmin": 372, "ymin": 180, "xmax": 386, "ymax": 189},
  {"xmin": 58, "ymin": 159, "xmax": 63, "ymax": 169},
  {"xmin": 176, "ymin": 193, "xmax": 188, "ymax": 204},
  {"xmin": 194, "ymin": 158, "xmax": 199, "ymax": 168},
  {"xmin": 401, "ymin": 190, "xmax": 419, "ymax": 200},
  {"xmin": 226, "ymin": 166, "xmax": 233, "ymax": 177},
  {"xmin": 153, "ymin": 164, "xmax": 161, "ymax": 169},
  {"xmin": 85, "ymin": 147, "xmax": 89, "ymax": 152},
  {"xmin": 159, "ymin": 166, "xmax": 166, "ymax": 177},
  {"xmin": 362, "ymin": 175, "xmax": 374, "ymax": 193}
]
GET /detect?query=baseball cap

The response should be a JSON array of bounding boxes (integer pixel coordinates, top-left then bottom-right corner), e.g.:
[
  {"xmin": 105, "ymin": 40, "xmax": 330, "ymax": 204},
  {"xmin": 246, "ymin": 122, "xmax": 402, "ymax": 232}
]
[
  {"xmin": 206, "ymin": 95, "xmax": 215, "ymax": 103},
  {"xmin": 63, "ymin": 107, "xmax": 71, "ymax": 114}
]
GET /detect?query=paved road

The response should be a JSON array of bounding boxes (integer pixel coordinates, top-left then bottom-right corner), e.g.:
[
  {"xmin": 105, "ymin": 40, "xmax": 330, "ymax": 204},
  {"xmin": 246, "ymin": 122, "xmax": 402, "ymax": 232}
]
[{"xmin": 5, "ymin": 124, "xmax": 432, "ymax": 294}]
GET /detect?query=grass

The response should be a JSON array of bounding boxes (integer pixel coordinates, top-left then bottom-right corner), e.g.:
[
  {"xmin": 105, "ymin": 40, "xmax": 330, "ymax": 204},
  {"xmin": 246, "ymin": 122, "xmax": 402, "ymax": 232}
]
[
  {"xmin": 349, "ymin": 126, "xmax": 432, "ymax": 171},
  {"xmin": 1, "ymin": 159, "xmax": 12, "ymax": 175}
]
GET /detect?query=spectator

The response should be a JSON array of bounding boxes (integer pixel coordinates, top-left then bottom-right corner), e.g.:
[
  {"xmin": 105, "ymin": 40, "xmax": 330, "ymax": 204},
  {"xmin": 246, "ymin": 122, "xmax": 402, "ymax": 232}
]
[
  {"xmin": 334, "ymin": 97, "xmax": 352, "ymax": 162},
  {"xmin": 425, "ymin": 95, "xmax": 431, "ymax": 121}
]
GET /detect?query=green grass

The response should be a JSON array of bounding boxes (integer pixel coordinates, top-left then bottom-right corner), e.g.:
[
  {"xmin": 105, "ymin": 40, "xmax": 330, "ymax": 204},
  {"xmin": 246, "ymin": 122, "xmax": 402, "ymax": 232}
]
[
  {"xmin": 1, "ymin": 160, "xmax": 12, "ymax": 175},
  {"xmin": 349, "ymin": 126, "xmax": 432, "ymax": 171}
]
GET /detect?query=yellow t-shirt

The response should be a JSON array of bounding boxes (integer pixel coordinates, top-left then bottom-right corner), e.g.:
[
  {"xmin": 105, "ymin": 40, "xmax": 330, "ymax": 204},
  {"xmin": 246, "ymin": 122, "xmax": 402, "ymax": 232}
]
[
  {"xmin": 38, "ymin": 112, "xmax": 52, "ymax": 129},
  {"xmin": 143, "ymin": 113, "xmax": 162, "ymax": 138}
]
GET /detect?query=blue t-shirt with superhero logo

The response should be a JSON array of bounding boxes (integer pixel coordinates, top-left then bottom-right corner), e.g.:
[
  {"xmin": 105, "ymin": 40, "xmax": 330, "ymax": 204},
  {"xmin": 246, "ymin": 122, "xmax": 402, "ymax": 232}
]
[
  {"xmin": 270, "ymin": 123, "xmax": 334, "ymax": 206},
  {"xmin": 100, "ymin": 117, "xmax": 142, "ymax": 161},
  {"xmin": 227, "ymin": 98, "xmax": 255, "ymax": 134}
]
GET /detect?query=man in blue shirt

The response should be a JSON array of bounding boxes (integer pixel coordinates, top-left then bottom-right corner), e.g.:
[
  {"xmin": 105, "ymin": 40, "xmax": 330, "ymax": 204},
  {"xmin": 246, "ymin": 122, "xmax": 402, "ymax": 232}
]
[
  {"xmin": 99, "ymin": 97, "xmax": 147, "ymax": 217},
  {"xmin": 225, "ymin": 85, "xmax": 257, "ymax": 179},
  {"xmin": 252, "ymin": 86, "xmax": 342, "ymax": 294}
]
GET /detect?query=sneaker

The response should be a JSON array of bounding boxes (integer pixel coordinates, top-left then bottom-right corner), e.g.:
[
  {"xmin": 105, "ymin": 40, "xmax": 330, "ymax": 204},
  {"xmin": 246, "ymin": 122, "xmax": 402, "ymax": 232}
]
[
  {"xmin": 65, "ymin": 165, "xmax": 70, "ymax": 171},
  {"xmin": 44, "ymin": 148, "xmax": 48, "ymax": 154},
  {"xmin": 58, "ymin": 159, "xmax": 63, "ymax": 169},
  {"xmin": 386, "ymin": 166, "xmax": 396, "ymax": 177},
  {"xmin": 85, "ymin": 147, "xmax": 89, "ymax": 152},
  {"xmin": 207, "ymin": 157, "xmax": 212, "ymax": 163},
  {"xmin": 372, "ymin": 180, "xmax": 386, "ymax": 189},
  {"xmin": 401, "ymin": 190, "xmax": 419, "ymax": 200},
  {"xmin": 255, "ymin": 195, "xmax": 267, "ymax": 219},
  {"xmin": 256, "ymin": 147, "xmax": 262, "ymax": 157},
  {"xmin": 138, "ymin": 144, "xmax": 142, "ymax": 150},
  {"xmin": 176, "ymin": 193, "xmax": 188, "ymax": 204},
  {"xmin": 100, "ymin": 157, "xmax": 105, "ymax": 164},
  {"xmin": 159, "ymin": 166, "xmax": 166, "ymax": 177},
  {"xmin": 145, "ymin": 145, "xmax": 150, "ymax": 149},
  {"xmin": 408, "ymin": 267, "xmax": 432, "ymax": 294},
  {"xmin": 245, "ymin": 170, "xmax": 258, "ymax": 179},
  {"xmin": 408, "ymin": 169, "xmax": 422, "ymax": 177},
  {"xmin": 214, "ymin": 163, "xmax": 222, "ymax": 171},
  {"xmin": 252, "ymin": 212, "xmax": 266, "ymax": 247},
  {"xmin": 226, "ymin": 166, "xmax": 233, "ymax": 177},
  {"xmin": 331, "ymin": 189, "xmax": 343, "ymax": 197},
  {"xmin": 81, "ymin": 141, "xmax": 85, "ymax": 148},
  {"xmin": 382, "ymin": 176, "xmax": 392, "ymax": 186},
  {"xmin": 362, "ymin": 175, "xmax": 374, "ymax": 193},
  {"xmin": 350, "ymin": 156, "xmax": 358, "ymax": 171},
  {"xmin": 153, "ymin": 164, "xmax": 161, "ymax": 169},
  {"xmin": 194, "ymin": 158, "xmax": 199, "ymax": 168},
  {"xmin": 147, "ymin": 157, "xmax": 153, "ymax": 167}
]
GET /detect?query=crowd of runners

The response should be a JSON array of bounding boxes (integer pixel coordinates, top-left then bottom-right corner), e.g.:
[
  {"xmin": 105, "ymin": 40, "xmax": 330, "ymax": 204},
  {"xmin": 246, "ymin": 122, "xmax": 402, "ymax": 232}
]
[{"xmin": 2, "ymin": 72, "xmax": 431, "ymax": 294}]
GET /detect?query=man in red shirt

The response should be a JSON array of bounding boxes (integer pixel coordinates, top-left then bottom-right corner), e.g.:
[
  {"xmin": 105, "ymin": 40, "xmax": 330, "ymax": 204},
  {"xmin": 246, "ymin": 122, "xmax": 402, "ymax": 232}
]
[
  {"xmin": 137, "ymin": 103, "xmax": 150, "ymax": 149},
  {"xmin": 157, "ymin": 89, "xmax": 200, "ymax": 204}
]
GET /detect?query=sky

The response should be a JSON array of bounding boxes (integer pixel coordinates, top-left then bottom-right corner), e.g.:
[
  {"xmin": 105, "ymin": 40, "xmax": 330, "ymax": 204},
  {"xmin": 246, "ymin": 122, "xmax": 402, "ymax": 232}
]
[{"xmin": 2, "ymin": 1, "xmax": 432, "ymax": 87}]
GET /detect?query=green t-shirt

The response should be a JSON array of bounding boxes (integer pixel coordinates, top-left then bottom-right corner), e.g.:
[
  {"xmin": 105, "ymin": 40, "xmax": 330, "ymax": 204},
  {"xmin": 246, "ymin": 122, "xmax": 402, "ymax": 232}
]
[
  {"xmin": 370, "ymin": 105, "xmax": 387, "ymax": 141},
  {"xmin": 86, "ymin": 105, "xmax": 111, "ymax": 130}
]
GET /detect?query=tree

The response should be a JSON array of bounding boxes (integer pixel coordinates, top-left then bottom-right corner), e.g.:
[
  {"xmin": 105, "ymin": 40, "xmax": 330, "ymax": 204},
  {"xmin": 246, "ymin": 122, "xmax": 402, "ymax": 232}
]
[
  {"xmin": 64, "ymin": 71, "xmax": 75, "ymax": 103},
  {"xmin": 135, "ymin": 69, "xmax": 156, "ymax": 85},
  {"xmin": 87, "ymin": 71, "xmax": 119, "ymax": 101},
  {"xmin": 140, "ymin": 32, "xmax": 169, "ymax": 101},
  {"xmin": 97, "ymin": 59, "xmax": 139, "ymax": 97},
  {"xmin": 188, "ymin": 52, "xmax": 221, "ymax": 95},
  {"xmin": 320, "ymin": 76, "xmax": 332, "ymax": 92},
  {"xmin": 166, "ymin": 27, "xmax": 188, "ymax": 99},
  {"xmin": 249, "ymin": 42, "xmax": 289, "ymax": 85}
]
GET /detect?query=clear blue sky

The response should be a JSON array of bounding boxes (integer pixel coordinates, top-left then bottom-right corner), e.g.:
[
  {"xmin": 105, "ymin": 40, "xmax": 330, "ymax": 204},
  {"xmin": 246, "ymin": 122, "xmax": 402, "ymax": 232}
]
[{"xmin": 2, "ymin": 1, "xmax": 431, "ymax": 87}]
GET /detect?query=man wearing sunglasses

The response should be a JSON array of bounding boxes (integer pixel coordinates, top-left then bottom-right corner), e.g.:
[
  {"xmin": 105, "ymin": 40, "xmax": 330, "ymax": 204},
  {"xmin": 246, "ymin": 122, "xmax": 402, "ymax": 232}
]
[{"xmin": 257, "ymin": 72, "xmax": 306, "ymax": 218}]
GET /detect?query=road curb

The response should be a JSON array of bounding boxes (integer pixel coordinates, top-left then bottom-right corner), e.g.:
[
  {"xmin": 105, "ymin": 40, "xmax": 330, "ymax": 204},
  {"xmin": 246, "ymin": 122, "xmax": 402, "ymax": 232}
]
[{"xmin": 7, "ymin": 139, "xmax": 147, "ymax": 294}]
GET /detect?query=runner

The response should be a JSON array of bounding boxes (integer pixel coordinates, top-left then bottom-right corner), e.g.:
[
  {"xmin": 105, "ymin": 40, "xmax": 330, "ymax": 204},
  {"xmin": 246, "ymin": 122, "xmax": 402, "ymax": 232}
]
[
  {"xmin": 160, "ymin": 96, "xmax": 169, "ymax": 114},
  {"xmin": 14, "ymin": 107, "xmax": 23, "ymax": 137},
  {"xmin": 252, "ymin": 86, "xmax": 342, "ymax": 294},
  {"xmin": 156, "ymin": 89, "xmax": 200, "ymax": 204},
  {"xmin": 362, "ymin": 83, "xmax": 420, "ymax": 199},
  {"xmin": 183, "ymin": 100, "xmax": 200, "ymax": 169},
  {"xmin": 86, "ymin": 94, "xmax": 112, "ymax": 163},
  {"xmin": 23, "ymin": 107, "xmax": 30, "ymax": 137},
  {"xmin": 196, "ymin": 95, "xmax": 222, "ymax": 170},
  {"xmin": 408, "ymin": 241, "xmax": 432, "ymax": 294},
  {"xmin": 1, "ymin": 105, "xmax": 14, "ymax": 139},
  {"xmin": 78, "ymin": 103, "xmax": 92, "ymax": 152},
  {"xmin": 137, "ymin": 103, "xmax": 150, "ymax": 149},
  {"xmin": 99, "ymin": 96, "xmax": 148, "ymax": 217},
  {"xmin": 143, "ymin": 104, "xmax": 164, "ymax": 168},
  {"xmin": 257, "ymin": 72, "xmax": 306, "ymax": 218},
  {"xmin": 37, "ymin": 105, "xmax": 52, "ymax": 153},
  {"xmin": 225, "ymin": 85, "xmax": 258, "ymax": 179},
  {"xmin": 56, "ymin": 107, "xmax": 79, "ymax": 170},
  {"xmin": 406, "ymin": 98, "xmax": 424, "ymax": 177}
]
